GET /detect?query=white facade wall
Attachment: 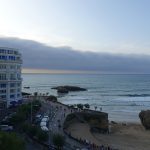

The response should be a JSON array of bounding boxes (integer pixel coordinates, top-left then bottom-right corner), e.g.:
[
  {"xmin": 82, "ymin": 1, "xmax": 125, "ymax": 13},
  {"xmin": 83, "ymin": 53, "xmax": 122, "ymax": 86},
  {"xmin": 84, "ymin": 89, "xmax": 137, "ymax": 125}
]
[{"xmin": 0, "ymin": 47, "xmax": 22, "ymax": 107}]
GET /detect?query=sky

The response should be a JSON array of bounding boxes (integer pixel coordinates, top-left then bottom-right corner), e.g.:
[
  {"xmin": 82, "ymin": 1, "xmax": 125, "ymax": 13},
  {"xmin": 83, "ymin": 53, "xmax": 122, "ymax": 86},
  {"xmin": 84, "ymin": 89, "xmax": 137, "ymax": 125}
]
[{"xmin": 0, "ymin": 0, "xmax": 150, "ymax": 54}]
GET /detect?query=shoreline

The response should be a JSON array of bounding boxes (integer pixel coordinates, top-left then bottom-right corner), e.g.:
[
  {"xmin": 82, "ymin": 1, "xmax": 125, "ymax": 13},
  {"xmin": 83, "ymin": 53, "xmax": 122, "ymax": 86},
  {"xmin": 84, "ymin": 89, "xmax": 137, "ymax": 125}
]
[{"xmin": 66, "ymin": 121, "xmax": 149, "ymax": 150}]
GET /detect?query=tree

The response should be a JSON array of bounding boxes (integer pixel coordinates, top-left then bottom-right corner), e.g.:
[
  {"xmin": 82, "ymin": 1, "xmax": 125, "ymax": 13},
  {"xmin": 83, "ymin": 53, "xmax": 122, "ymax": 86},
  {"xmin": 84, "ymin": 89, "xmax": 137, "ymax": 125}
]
[
  {"xmin": 52, "ymin": 134, "xmax": 65, "ymax": 150},
  {"xmin": 0, "ymin": 132, "xmax": 25, "ymax": 150},
  {"xmin": 28, "ymin": 125, "xmax": 38, "ymax": 137},
  {"xmin": 37, "ymin": 130, "xmax": 48, "ymax": 142},
  {"xmin": 84, "ymin": 103, "xmax": 90, "ymax": 109},
  {"xmin": 77, "ymin": 104, "xmax": 83, "ymax": 110},
  {"xmin": 46, "ymin": 95, "xmax": 57, "ymax": 102},
  {"xmin": 94, "ymin": 106, "xmax": 97, "ymax": 111}
]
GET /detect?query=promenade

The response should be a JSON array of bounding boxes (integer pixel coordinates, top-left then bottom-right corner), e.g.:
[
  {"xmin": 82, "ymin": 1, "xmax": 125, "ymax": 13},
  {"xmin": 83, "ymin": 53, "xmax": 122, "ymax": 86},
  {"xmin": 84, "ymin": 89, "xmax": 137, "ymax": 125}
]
[{"xmin": 40, "ymin": 98, "xmax": 83, "ymax": 149}]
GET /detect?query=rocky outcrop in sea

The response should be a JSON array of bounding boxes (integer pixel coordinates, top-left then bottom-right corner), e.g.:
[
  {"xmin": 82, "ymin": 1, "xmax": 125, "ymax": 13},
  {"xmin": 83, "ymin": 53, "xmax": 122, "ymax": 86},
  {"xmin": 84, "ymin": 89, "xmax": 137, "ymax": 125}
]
[{"xmin": 52, "ymin": 85, "xmax": 87, "ymax": 93}]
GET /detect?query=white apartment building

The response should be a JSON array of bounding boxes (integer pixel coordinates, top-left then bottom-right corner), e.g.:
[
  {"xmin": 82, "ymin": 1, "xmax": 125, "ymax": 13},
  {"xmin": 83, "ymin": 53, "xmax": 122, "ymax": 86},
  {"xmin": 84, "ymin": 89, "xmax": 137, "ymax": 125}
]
[{"xmin": 0, "ymin": 47, "xmax": 22, "ymax": 107}]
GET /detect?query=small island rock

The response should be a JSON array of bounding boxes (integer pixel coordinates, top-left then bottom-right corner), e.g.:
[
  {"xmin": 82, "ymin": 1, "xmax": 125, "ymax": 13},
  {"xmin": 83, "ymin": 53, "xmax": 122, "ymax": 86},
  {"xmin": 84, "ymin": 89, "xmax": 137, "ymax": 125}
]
[{"xmin": 52, "ymin": 85, "xmax": 87, "ymax": 93}]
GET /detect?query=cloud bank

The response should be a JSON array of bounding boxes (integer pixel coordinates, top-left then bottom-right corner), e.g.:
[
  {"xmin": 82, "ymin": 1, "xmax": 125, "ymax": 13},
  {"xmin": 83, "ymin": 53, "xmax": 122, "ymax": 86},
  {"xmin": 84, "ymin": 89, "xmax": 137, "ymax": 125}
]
[{"xmin": 0, "ymin": 37, "xmax": 150, "ymax": 73}]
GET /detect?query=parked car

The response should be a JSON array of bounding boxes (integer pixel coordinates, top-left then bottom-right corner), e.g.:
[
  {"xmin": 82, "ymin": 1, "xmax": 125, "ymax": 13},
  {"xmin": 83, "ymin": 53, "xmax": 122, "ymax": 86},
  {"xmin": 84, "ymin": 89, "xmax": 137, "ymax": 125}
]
[
  {"xmin": 0, "ymin": 125, "xmax": 13, "ymax": 131},
  {"xmin": 40, "ymin": 121, "xmax": 47, "ymax": 127},
  {"xmin": 41, "ymin": 126, "xmax": 49, "ymax": 131},
  {"xmin": 41, "ymin": 118, "xmax": 48, "ymax": 122}
]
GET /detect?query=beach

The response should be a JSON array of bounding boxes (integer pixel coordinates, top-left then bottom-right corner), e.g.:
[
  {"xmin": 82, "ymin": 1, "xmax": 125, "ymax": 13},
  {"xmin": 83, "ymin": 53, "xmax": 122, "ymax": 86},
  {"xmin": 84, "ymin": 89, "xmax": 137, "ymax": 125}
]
[{"xmin": 67, "ymin": 122, "xmax": 150, "ymax": 150}]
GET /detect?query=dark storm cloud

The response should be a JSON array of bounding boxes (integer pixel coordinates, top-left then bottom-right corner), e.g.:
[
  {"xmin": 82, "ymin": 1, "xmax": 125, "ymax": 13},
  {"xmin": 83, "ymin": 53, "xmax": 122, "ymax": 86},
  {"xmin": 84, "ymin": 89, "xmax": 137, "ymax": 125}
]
[{"xmin": 0, "ymin": 37, "xmax": 150, "ymax": 73}]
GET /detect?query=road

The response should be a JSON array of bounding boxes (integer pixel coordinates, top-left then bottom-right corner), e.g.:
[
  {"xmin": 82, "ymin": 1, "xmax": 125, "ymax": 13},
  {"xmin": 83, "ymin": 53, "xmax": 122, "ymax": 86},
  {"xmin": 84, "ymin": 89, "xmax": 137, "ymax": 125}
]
[{"xmin": 41, "ymin": 100, "xmax": 84, "ymax": 150}]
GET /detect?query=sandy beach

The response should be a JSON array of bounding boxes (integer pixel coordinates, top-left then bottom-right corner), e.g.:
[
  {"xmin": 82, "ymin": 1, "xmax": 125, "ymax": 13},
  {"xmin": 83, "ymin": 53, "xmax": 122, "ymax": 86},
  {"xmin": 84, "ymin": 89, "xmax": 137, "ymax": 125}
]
[{"xmin": 67, "ymin": 122, "xmax": 150, "ymax": 150}]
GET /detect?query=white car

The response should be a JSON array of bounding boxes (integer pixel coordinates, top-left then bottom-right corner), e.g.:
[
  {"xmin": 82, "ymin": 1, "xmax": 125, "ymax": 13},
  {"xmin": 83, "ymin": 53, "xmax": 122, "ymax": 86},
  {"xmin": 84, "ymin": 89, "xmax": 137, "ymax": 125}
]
[
  {"xmin": 41, "ymin": 126, "xmax": 49, "ymax": 131},
  {"xmin": 44, "ymin": 115, "xmax": 49, "ymax": 118},
  {"xmin": 36, "ymin": 114, "xmax": 42, "ymax": 119},
  {"xmin": 0, "ymin": 125, "xmax": 13, "ymax": 131},
  {"xmin": 41, "ymin": 118, "xmax": 48, "ymax": 122},
  {"xmin": 40, "ymin": 121, "xmax": 47, "ymax": 127},
  {"xmin": 43, "ymin": 116, "xmax": 49, "ymax": 120}
]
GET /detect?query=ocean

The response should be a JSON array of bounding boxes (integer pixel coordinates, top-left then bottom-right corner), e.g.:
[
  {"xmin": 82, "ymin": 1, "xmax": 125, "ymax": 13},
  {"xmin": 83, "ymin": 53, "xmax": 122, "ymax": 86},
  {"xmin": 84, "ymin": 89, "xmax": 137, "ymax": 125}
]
[{"xmin": 22, "ymin": 74, "xmax": 150, "ymax": 123}]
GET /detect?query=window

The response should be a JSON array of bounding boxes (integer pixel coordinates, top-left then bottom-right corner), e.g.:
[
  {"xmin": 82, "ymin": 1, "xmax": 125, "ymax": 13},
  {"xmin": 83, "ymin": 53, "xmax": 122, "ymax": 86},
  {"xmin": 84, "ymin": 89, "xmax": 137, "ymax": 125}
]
[
  {"xmin": 17, "ymin": 83, "xmax": 21, "ymax": 87},
  {"xmin": 17, "ymin": 94, "xmax": 20, "ymax": 97},
  {"xmin": 10, "ymin": 83, "xmax": 15, "ymax": 87},
  {"xmin": 0, "ymin": 55, "xmax": 7, "ymax": 60},
  {"xmin": 0, "ymin": 95, "xmax": 6, "ymax": 99},
  {"xmin": 0, "ymin": 65, "xmax": 6, "ymax": 69},
  {"xmin": 7, "ymin": 50, "xmax": 13, "ymax": 54},
  {"xmin": 17, "ymin": 74, "xmax": 21, "ymax": 80},
  {"xmin": 10, "ymin": 65, "xmax": 16, "ymax": 69},
  {"xmin": 9, "ymin": 56, "xmax": 15, "ymax": 60},
  {"xmin": 10, "ymin": 95, "xmax": 15, "ymax": 98},
  {"xmin": 10, "ymin": 89, "xmax": 15, "ymax": 93},
  {"xmin": 10, "ymin": 74, "xmax": 16, "ymax": 80},
  {"xmin": 0, "ymin": 49, "xmax": 6, "ymax": 54},
  {"xmin": 0, "ymin": 74, "xmax": 6, "ymax": 80},
  {"xmin": 0, "ymin": 90, "xmax": 6, "ymax": 94},
  {"xmin": 16, "ymin": 57, "xmax": 20, "ymax": 61},
  {"xmin": 0, "ymin": 84, "xmax": 6, "ymax": 88}
]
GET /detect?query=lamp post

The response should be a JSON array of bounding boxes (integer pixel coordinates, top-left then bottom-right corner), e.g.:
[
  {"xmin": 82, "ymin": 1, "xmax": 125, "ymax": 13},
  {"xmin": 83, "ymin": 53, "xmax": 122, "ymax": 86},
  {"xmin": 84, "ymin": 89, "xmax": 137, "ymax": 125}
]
[
  {"xmin": 30, "ymin": 99, "xmax": 32, "ymax": 123},
  {"xmin": 48, "ymin": 109, "xmax": 51, "ymax": 147}
]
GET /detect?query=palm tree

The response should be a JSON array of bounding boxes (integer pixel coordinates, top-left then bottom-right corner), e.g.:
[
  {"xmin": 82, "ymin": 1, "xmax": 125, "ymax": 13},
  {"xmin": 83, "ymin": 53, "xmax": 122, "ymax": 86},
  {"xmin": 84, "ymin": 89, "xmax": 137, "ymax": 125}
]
[
  {"xmin": 84, "ymin": 103, "xmax": 90, "ymax": 109},
  {"xmin": 94, "ymin": 106, "xmax": 97, "ymax": 111},
  {"xmin": 77, "ymin": 104, "xmax": 83, "ymax": 110}
]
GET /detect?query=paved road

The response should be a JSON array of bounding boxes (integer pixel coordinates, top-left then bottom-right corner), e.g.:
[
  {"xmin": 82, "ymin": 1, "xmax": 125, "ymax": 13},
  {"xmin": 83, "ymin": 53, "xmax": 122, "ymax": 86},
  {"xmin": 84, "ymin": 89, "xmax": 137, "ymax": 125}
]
[{"xmin": 41, "ymin": 100, "xmax": 84, "ymax": 150}]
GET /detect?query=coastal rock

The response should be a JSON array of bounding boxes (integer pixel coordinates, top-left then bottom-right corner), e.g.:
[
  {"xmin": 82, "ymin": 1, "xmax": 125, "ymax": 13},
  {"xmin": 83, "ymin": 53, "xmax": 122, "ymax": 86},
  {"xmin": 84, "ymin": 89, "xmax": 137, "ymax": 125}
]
[
  {"xmin": 64, "ymin": 111, "xmax": 109, "ymax": 133},
  {"xmin": 52, "ymin": 85, "xmax": 87, "ymax": 93},
  {"xmin": 57, "ymin": 87, "xmax": 69, "ymax": 94},
  {"xmin": 139, "ymin": 110, "xmax": 150, "ymax": 130}
]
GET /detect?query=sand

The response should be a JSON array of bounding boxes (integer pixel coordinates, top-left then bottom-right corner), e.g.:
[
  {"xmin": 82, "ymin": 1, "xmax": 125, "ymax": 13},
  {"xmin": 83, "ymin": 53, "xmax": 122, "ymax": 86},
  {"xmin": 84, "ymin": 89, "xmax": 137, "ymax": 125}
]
[{"xmin": 67, "ymin": 122, "xmax": 150, "ymax": 150}]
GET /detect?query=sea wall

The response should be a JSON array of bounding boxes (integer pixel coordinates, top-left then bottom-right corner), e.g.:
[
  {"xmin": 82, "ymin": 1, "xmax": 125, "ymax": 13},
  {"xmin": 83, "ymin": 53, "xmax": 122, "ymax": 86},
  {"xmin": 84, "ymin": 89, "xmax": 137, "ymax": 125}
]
[{"xmin": 64, "ymin": 111, "xmax": 109, "ymax": 133}]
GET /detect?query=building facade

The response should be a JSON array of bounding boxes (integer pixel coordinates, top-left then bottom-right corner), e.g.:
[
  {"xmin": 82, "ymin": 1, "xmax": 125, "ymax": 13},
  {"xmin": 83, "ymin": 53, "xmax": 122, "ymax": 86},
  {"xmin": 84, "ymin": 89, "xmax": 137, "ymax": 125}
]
[{"xmin": 0, "ymin": 47, "xmax": 22, "ymax": 107}]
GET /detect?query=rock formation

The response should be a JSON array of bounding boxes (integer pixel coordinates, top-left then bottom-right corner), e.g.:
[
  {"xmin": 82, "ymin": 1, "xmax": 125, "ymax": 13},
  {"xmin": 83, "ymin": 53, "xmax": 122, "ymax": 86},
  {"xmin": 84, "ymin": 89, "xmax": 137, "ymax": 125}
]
[
  {"xmin": 52, "ymin": 85, "xmax": 87, "ymax": 93},
  {"xmin": 139, "ymin": 110, "xmax": 150, "ymax": 130},
  {"xmin": 64, "ymin": 110, "xmax": 109, "ymax": 133}
]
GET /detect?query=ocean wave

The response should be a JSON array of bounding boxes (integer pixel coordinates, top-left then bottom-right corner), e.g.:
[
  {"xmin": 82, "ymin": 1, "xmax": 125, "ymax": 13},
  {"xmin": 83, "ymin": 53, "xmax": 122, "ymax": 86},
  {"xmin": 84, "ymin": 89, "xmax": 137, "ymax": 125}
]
[
  {"xmin": 118, "ymin": 94, "xmax": 150, "ymax": 97},
  {"xmin": 99, "ymin": 93, "xmax": 150, "ymax": 97}
]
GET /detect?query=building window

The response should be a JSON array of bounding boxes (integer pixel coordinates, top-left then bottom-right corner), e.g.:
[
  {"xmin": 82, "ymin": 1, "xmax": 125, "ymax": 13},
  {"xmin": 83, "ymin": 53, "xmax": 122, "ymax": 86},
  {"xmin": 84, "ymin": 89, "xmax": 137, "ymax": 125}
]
[
  {"xmin": 17, "ymin": 65, "xmax": 21, "ymax": 69},
  {"xmin": 0, "ymin": 55, "xmax": 7, "ymax": 60},
  {"xmin": 0, "ymin": 95, "xmax": 6, "ymax": 99},
  {"xmin": 0, "ymin": 84, "xmax": 6, "ymax": 88},
  {"xmin": 17, "ymin": 94, "xmax": 20, "ymax": 97},
  {"xmin": 10, "ymin": 74, "xmax": 16, "ymax": 80},
  {"xmin": 7, "ymin": 50, "xmax": 13, "ymax": 54},
  {"xmin": 10, "ymin": 95, "xmax": 15, "ymax": 98},
  {"xmin": 17, "ymin": 74, "xmax": 21, "ymax": 80},
  {"xmin": 10, "ymin": 89, "xmax": 15, "ymax": 93},
  {"xmin": 10, "ymin": 83, "xmax": 15, "ymax": 87},
  {"xmin": 0, "ymin": 64, "xmax": 6, "ymax": 69},
  {"xmin": 8, "ymin": 56, "xmax": 15, "ymax": 61},
  {"xmin": 10, "ymin": 65, "xmax": 16, "ymax": 69},
  {"xmin": 17, "ymin": 83, "xmax": 21, "ymax": 87},
  {"xmin": 0, "ymin": 49, "xmax": 6, "ymax": 54},
  {"xmin": 0, "ymin": 74, "xmax": 6, "ymax": 80},
  {"xmin": 0, "ymin": 90, "xmax": 6, "ymax": 94}
]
